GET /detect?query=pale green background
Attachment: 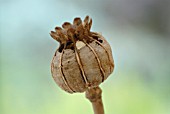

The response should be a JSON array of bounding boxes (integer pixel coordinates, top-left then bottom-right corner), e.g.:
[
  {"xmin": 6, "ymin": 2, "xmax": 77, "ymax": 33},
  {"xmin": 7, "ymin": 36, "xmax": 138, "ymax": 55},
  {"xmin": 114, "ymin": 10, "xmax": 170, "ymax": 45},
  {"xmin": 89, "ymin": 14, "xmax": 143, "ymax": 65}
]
[{"xmin": 1, "ymin": 0, "xmax": 170, "ymax": 114}]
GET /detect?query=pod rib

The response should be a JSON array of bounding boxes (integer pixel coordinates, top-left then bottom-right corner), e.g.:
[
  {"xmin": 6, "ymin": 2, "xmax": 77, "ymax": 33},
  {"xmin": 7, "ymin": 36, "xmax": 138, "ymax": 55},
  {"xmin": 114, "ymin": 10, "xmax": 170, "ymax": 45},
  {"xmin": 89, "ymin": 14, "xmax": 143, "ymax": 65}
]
[
  {"xmin": 89, "ymin": 35, "xmax": 114, "ymax": 73},
  {"xmin": 84, "ymin": 41, "xmax": 105, "ymax": 82},
  {"xmin": 74, "ymin": 47, "xmax": 90, "ymax": 87},
  {"xmin": 59, "ymin": 49, "xmax": 75, "ymax": 93}
]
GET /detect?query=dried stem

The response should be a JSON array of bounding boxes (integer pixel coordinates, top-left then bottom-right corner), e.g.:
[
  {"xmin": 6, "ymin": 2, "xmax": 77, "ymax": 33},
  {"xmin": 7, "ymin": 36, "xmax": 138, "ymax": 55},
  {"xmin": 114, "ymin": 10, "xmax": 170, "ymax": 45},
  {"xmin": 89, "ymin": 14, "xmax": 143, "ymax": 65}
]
[{"xmin": 86, "ymin": 86, "xmax": 104, "ymax": 114}]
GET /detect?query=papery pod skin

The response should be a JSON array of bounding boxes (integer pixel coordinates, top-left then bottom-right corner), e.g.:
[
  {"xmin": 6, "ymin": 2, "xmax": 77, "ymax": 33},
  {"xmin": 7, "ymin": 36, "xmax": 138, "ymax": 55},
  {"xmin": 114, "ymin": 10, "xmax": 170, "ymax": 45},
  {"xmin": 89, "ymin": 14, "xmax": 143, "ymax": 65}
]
[{"xmin": 50, "ymin": 16, "xmax": 114, "ymax": 93}]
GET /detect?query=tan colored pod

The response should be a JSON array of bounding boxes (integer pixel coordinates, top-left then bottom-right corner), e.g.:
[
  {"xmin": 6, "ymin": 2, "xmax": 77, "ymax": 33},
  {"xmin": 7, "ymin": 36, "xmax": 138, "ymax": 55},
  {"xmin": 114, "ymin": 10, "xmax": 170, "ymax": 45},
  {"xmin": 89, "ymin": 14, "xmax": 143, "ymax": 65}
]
[{"xmin": 50, "ymin": 16, "xmax": 114, "ymax": 93}]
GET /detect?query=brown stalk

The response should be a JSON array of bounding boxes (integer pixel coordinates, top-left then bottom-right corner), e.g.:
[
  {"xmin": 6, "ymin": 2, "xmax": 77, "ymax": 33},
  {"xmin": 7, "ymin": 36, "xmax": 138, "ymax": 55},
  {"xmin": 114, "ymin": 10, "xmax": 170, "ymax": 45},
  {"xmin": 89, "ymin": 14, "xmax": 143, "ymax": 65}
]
[{"xmin": 86, "ymin": 86, "xmax": 104, "ymax": 114}]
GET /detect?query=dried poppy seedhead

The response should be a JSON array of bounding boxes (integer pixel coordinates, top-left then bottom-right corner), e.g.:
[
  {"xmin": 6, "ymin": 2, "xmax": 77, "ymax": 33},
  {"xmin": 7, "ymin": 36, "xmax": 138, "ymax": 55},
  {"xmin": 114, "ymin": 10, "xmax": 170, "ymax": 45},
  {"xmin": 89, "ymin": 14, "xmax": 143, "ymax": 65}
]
[{"xmin": 50, "ymin": 16, "xmax": 114, "ymax": 93}]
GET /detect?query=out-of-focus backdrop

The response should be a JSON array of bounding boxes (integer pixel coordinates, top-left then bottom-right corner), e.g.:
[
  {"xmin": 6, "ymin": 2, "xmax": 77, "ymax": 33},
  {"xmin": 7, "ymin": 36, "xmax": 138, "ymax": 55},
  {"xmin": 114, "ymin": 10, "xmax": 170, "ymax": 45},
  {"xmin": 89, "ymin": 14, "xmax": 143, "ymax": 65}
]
[{"xmin": 0, "ymin": 0, "xmax": 170, "ymax": 114}]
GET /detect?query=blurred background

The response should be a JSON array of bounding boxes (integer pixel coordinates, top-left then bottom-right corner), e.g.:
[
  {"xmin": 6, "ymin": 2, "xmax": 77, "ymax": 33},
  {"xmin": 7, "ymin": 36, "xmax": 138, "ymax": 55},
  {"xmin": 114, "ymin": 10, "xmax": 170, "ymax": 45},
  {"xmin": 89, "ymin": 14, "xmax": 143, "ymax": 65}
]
[{"xmin": 0, "ymin": 0, "xmax": 170, "ymax": 114}]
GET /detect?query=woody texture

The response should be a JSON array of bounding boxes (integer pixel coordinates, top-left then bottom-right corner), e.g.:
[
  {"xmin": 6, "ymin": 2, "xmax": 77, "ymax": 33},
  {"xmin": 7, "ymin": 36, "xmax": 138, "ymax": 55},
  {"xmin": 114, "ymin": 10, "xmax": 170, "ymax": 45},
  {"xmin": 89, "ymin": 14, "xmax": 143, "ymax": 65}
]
[{"xmin": 50, "ymin": 16, "xmax": 114, "ymax": 114}]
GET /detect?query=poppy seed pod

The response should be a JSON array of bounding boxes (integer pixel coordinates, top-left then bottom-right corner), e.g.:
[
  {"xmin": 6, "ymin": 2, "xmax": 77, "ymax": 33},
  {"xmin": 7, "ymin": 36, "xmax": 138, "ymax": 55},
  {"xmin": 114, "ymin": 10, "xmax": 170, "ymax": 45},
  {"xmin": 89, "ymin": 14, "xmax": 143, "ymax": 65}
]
[{"xmin": 50, "ymin": 16, "xmax": 114, "ymax": 93}]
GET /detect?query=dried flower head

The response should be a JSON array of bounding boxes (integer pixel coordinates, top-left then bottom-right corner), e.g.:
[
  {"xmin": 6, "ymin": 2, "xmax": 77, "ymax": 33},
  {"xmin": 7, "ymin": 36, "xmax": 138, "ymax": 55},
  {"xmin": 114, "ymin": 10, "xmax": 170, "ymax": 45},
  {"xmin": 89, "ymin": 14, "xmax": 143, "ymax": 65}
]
[{"xmin": 50, "ymin": 16, "xmax": 114, "ymax": 93}]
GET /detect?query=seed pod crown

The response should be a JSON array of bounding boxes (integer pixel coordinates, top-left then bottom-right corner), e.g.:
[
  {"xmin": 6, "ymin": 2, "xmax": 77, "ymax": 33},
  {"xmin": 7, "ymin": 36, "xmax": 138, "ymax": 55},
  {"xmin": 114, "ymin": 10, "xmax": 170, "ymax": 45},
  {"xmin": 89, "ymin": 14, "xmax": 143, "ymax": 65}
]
[{"xmin": 50, "ymin": 16, "xmax": 114, "ymax": 93}]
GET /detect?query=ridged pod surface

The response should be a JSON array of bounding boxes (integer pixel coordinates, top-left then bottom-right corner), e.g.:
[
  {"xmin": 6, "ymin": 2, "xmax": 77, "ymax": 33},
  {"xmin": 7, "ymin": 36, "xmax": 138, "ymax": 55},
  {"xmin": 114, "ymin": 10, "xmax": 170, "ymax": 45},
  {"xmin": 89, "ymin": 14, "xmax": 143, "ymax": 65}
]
[{"xmin": 50, "ymin": 16, "xmax": 114, "ymax": 93}]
